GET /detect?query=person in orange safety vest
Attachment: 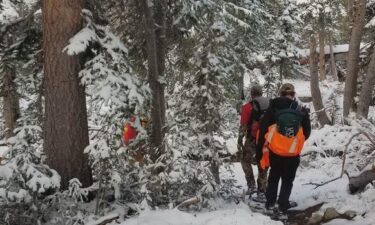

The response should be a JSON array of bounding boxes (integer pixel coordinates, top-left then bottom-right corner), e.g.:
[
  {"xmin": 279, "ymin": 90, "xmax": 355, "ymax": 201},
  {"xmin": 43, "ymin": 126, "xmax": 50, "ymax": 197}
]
[
  {"xmin": 123, "ymin": 116, "xmax": 148, "ymax": 164},
  {"xmin": 257, "ymin": 83, "xmax": 311, "ymax": 213},
  {"xmin": 123, "ymin": 116, "xmax": 138, "ymax": 145}
]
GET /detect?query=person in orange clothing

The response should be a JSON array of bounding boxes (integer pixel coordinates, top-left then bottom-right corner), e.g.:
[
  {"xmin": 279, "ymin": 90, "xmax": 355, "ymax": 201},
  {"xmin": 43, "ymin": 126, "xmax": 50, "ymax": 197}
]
[
  {"xmin": 237, "ymin": 85, "xmax": 270, "ymax": 200},
  {"xmin": 123, "ymin": 116, "xmax": 138, "ymax": 145},
  {"xmin": 123, "ymin": 116, "xmax": 148, "ymax": 164},
  {"xmin": 257, "ymin": 83, "xmax": 311, "ymax": 213}
]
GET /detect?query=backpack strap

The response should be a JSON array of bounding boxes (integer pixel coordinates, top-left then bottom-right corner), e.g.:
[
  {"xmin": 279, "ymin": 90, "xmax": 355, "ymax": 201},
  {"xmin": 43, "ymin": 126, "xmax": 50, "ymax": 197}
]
[
  {"xmin": 252, "ymin": 99, "xmax": 261, "ymax": 112},
  {"xmin": 289, "ymin": 101, "xmax": 302, "ymax": 112},
  {"xmin": 265, "ymin": 124, "xmax": 277, "ymax": 143},
  {"xmin": 247, "ymin": 100, "xmax": 260, "ymax": 139}
]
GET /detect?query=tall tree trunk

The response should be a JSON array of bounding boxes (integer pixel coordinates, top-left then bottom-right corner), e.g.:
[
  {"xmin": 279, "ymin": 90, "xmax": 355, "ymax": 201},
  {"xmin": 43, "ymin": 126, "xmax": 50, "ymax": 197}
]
[
  {"xmin": 319, "ymin": 13, "xmax": 326, "ymax": 81},
  {"xmin": 154, "ymin": 0, "xmax": 167, "ymax": 128},
  {"xmin": 2, "ymin": 66, "xmax": 20, "ymax": 139},
  {"xmin": 346, "ymin": 0, "xmax": 355, "ymax": 41},
  {"xmin": 328, "ymin": 33, "xmax": 338, "ymax": 81},
  {"xmin": 357, "ymin": 48, "xmax": 375, "ymax": 118},
  {"xmin": 42, "ymin": 0, "xmax": 92, "ymax": 189},
  {"xmin": 343, "ymin": 0, "xmax": 366, "ymax": 117},
  {"xmin": 36, "ymin": 78, "xmax": 44, "ymax": 126},
  {"xmin": 139, "ymin": 0, "xmax": 165, "ymax": 162},
  {"xmin": 310, "ymin": 36, "xmax": 331, "ymax": 126}
]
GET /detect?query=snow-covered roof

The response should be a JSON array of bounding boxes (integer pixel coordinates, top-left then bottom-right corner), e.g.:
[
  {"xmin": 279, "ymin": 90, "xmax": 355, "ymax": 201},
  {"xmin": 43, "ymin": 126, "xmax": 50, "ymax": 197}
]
[{"xmin": 297, "ymin": 43, "xmax": 368, "ymax": 58}]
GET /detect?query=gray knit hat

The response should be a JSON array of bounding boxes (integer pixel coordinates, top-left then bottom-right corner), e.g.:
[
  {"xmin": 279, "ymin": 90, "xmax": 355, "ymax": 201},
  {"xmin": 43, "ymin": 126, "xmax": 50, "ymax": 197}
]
[
  {"xmin": 279, "ymin": 83, "xmax": 295, "ymax": 95},
  {"xmin": 250, "ymin": 84, "xmax": 263, "ymax": 96}
]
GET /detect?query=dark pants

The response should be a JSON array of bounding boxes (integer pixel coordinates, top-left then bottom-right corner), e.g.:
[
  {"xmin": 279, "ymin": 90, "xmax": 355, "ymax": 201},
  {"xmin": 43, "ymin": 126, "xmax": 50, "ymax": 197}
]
[{"xmin": 266, "ymin": 151, "xmax": 300, "ymax": 209}]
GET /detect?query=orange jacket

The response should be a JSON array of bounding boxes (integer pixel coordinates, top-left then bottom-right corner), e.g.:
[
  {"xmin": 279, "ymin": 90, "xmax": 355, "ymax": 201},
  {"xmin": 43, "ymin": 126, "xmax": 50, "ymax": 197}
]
[{"xmin": 123, "ymin": 117, "xmax": 138, "ymax": 145}]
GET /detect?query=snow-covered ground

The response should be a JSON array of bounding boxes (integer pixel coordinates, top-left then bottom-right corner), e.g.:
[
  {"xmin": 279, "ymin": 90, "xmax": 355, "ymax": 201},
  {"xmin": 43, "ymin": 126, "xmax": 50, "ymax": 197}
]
[{"xmin": 121, "ymin": 203, "xmax": 282, "ymax": 225}]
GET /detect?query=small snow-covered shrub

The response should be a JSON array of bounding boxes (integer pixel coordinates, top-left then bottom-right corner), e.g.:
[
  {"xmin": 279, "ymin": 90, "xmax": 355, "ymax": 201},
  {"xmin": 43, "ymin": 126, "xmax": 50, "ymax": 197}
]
[
  {"xmin": 303, "ymin": 119, "xmax": 375, "ymax": 174},
  {"xmin": 0, "ymin": 120, "xmax": 60, "ymax": 224}
]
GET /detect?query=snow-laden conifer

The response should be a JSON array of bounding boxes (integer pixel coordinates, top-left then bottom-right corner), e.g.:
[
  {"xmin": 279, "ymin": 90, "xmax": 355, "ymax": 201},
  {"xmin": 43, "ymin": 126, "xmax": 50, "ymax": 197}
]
[{"xmin": 64, "ymin": 9, "xmax": 150, "ymax": 212}]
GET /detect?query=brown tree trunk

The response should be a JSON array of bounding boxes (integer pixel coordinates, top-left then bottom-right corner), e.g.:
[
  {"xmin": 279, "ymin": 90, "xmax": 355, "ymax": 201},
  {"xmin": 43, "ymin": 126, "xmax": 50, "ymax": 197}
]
[
  {"xmin": 343, "ymin": 0, "xmax": 366, "ymax": 117},
  {"xmin": 2, "ymin": 66, "xmax": 20, "ymax": 139},
  {"xmin": 139, "ymin": 0, "xmax": 165, "ymax": 162},
  {"xmin": 310, "ymin": 36, "xmax": 331, "ymax": 126},
  {"xmin": 357, "ymin": 48, "xmax": 375, "ymax": 118},
  {"xmin": 154, "ymin": 0, "xmax": 167, "ymax": 128},
  {"xmin": 42, "ymin": 0, "xmax": 92, "ymax": 189},
  {"xmin": 319, "ymin": 13, "xmax": 326, "ymax": 81},
  {"xmin": 328, "ymin": 33, "xmax": 338, "ymax": 81}
]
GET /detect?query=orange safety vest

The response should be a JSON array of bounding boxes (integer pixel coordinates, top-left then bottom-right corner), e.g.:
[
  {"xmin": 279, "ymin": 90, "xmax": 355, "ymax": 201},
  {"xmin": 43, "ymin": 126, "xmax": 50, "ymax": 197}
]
[
  {"xmin": 123, "ymin": 118, "xmax": 138, "ymax": 145},
  {"xmin": 264, "ymin": 124, "xmax": 305, "ymax": 157},
  {"xmin": 259, "ymin": 124, "xmax": 305, "ymax": 169}
]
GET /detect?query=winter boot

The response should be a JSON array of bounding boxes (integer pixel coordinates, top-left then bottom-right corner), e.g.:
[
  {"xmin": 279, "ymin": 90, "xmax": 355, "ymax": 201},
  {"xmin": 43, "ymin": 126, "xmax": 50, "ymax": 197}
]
[
  {"xmin": 251, "ymin": 191, "xmax": 267, "ymax": 203},
  {"xmin": 278, "ymin": 201, "xmax": 298, "ymax": 213},
  {"xmin": 245, "ymin": 186, "xmax": 257, "ymax": 195}
]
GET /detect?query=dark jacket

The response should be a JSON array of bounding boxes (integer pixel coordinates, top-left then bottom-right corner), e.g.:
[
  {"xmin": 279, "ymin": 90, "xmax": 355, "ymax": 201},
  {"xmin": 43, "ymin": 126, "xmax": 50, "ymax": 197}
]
[{"xmin": 256, "ymin": 97, "xmax": 311, "ymax": 160}]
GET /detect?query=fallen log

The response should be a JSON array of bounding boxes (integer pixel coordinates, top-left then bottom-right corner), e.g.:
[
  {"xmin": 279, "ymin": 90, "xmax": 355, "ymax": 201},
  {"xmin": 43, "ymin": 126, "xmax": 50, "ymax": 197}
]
[
  {"xmin": 176, "ymin": 196, "xmax": 201, "ymax": 210},
  {"xmin": 287, "ymin": 202, "xmax": 325, "ymax": 224},
  {"xmin": 86, "ymin": 213, "xmax": 120, "ymax": 225},
  {"xmin": 348, "ymin": 167, "xmax": 375, "ymax": 194}
]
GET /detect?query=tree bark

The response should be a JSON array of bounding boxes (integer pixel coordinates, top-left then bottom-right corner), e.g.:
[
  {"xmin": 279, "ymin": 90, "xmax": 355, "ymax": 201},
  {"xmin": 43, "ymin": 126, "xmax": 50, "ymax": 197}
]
[
  {"xmin": 2, "ymin": 65, "xmax": 20, "ymax": 139},
  {"xmin": 357, "ymin": 48, "xmax": 375, "ymax": 118},
  {"xmin": 42, "ymin": 0, "xmax": 92, "ymax": 189},
  {"xmin": 154, "ymin": 0, "xmax": 167, "ymax": 128},
  {"xmin": 319, "ymin": 13, "xmax": 326, "ymax": 81},
  {"xmin": 310, "ymin": 36, "xmax": 331, "ymax": 126},
  {"xmin": 328, "ymin": 33, "xmax": 338, "ymax": 81},
  {"xmin": 139, "ymin": 0, "xmax": 165, "ymax": 161},
  {"xmin": 343, "ymin": 0, "xmax": 366, "ymax": 117}
]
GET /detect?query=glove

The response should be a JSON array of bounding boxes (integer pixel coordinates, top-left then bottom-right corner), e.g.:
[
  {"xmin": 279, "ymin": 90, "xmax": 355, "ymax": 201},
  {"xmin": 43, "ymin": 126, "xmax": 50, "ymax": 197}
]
[{"xmin": 260, "ymin": 146, "xmax": 270, "ymax": 170}]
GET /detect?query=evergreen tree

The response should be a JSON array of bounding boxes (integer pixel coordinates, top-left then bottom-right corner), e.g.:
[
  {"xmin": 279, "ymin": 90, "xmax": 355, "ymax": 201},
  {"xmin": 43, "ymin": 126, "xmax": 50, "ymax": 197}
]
[{"xmin": 64, "ymin": 9, "xmax": 151, "ymax": 211}]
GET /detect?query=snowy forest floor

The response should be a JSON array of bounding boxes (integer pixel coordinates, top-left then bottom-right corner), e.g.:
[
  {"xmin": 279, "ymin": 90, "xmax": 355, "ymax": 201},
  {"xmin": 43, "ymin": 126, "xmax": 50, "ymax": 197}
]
[
  {"xmin": 2, "ymin": 79, "xmax": 374, "ymax": 225},
  {"xmin": 116, "ymin": 79, "xmax": 375, "ymax": 225},
  {"xmin": 119, "ymin": 135, "xmax": 375, "ymax": 225}
]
